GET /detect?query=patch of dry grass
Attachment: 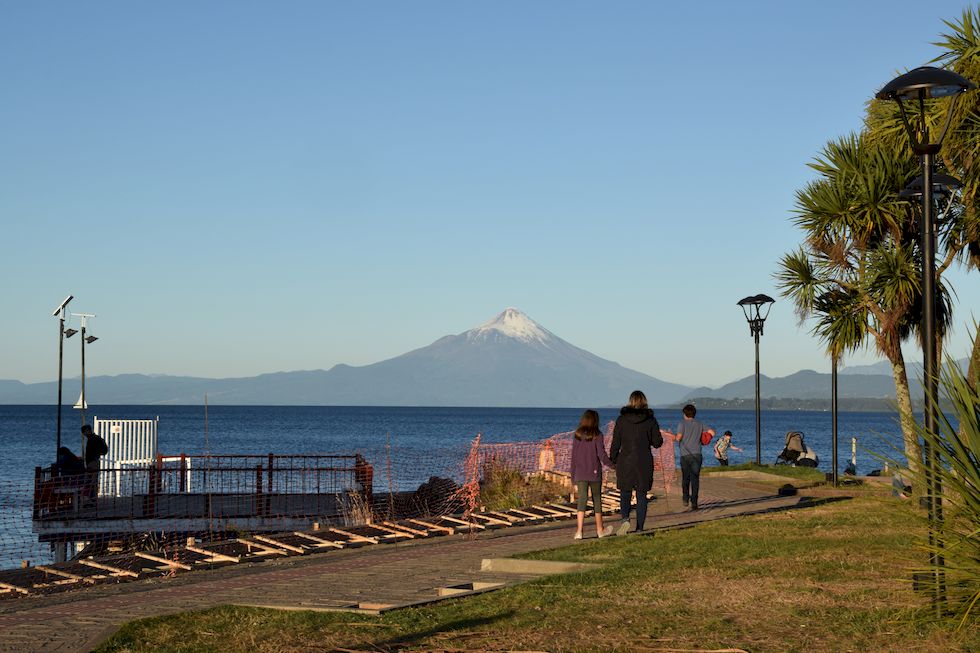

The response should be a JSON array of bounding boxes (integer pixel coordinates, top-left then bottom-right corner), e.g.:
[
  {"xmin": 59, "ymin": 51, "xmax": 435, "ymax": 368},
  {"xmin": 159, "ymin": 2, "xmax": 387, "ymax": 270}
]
[{"xmin": 97, "ymin": 495, "xmax": 979, "ymax": 653}]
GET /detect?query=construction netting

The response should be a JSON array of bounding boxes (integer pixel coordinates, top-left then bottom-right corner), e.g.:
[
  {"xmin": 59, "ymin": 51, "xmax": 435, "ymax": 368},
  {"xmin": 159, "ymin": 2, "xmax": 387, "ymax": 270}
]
[{"xmin": 0, "ymin": 422, "xmax": 679, "ymax": 583}]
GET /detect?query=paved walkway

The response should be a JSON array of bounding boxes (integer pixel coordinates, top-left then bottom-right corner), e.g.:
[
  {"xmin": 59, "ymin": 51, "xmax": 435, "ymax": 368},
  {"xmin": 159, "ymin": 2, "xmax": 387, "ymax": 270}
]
[{"xmin": 0, "ymin": 475, "xmax": 813, "ymax": 653}]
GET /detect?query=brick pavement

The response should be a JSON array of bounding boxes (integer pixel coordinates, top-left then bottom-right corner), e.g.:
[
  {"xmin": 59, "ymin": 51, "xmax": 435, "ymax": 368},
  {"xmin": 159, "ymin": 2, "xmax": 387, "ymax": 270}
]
[{"xmin": 0, "ymin": 475, "xmax": 809, "ymax": 653}]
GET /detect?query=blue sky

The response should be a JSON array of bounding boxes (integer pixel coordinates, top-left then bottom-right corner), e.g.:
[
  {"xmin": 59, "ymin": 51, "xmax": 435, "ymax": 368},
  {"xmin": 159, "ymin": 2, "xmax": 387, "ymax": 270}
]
[{"xmin": 2, "ymin": 1, "xmax": 979, "ymax": 390}]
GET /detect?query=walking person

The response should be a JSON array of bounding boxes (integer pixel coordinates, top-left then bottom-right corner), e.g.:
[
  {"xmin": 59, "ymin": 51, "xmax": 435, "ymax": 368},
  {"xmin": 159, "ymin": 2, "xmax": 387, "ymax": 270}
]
[
  {"xmin": 674, "ymin": 404, "xmax": 714, "ymax": 510},
  {"xmin": 713, "ymin": 430, "xmax": 743, "ymax": 466},
  {"xmin": 570, "ymin": 410, "xmax": 615, "ymax": 539},
  {"xmin": 610, "ymin": 390, "xmax": 663, "ymax": 535}
]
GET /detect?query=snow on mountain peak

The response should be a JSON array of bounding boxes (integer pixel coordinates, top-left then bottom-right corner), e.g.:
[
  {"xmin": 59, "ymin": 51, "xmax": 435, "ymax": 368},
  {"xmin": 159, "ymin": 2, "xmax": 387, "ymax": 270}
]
[{"xmin": 467, "ymin": 308, "xmax": 554, "ymax": 344}]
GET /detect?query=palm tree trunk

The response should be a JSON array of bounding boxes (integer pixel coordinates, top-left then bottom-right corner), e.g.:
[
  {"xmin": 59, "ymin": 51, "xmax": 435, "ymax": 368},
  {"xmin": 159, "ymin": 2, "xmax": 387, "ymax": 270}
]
[
  {"xmin": 967, "ymin": 327, "xmax": 980, "ymax": 392},
  {"xmin": 890, "ymin": 353, "xmax": 922, "ymax": 478}
]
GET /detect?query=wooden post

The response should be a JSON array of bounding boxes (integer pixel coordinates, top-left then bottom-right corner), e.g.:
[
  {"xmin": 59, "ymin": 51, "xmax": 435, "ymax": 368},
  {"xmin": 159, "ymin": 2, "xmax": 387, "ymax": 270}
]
[{"xmin": 267, "ymin": 453, "xmax": 274, "ymax": 494}]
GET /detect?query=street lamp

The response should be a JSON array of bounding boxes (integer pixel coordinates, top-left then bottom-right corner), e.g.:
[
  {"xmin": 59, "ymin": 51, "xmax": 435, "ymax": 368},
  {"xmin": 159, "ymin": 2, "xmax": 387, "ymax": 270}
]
[
  {"xmin": 71, "ymin": 313, "xmax": 97, "ymax": 426},
  {"xmin": 52, "ymin": 296, "xmax": 74, "ymax": 455},
  {"xmin": 737, "ymin": 294, "xmax": 775, "ymax": 466},
  {"xmin": 877, "ymin": 65, "xmax": 974, "ymax": 614}
]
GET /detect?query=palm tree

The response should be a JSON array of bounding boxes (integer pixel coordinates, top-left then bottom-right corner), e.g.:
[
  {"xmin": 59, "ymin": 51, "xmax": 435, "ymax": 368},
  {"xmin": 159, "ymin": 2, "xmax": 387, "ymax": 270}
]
[{"xmin": 777, "ymin": 134, "xmax": 953, "ymax": 476}]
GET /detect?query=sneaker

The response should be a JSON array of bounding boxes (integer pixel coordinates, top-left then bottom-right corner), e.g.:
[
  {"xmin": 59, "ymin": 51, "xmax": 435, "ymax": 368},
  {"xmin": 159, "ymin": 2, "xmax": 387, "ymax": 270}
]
[
  {"xmin": 598, "ymin": 525, "xmax": 614, "ymax": 538},
  {"xmin": 573, "ymin": 532, "xmax": 583, "ymax": 540},
  {"xmin": 689, "ymin": 504, "xmax": 698, "ymax": 511},
  {"xmin": 616, "ymin": 520, "xmax": 632, "ymax": 536},
  {"xmin": 682, "ymin": 498, "xmax": 690, "ymax": 507}
]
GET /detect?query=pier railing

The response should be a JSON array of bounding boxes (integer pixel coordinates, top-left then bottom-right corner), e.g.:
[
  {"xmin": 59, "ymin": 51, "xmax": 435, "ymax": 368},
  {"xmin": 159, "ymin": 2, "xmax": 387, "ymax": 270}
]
[{"xmin": 33, "ymin": 453, "xmax": 366, "ymax": 522}]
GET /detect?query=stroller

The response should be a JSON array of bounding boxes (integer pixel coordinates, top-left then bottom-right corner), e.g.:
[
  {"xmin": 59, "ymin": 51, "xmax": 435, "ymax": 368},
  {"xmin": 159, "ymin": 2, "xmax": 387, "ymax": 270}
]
[{"xmin": 776, "ymin": 431, "xmax": 819, "ymax": 467}]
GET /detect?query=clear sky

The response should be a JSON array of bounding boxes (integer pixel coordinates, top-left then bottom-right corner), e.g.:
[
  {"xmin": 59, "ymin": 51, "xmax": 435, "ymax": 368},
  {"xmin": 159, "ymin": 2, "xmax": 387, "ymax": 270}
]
[{"xmin": 2, "ymin": 1, "xmax": 979, "ymax": 390}]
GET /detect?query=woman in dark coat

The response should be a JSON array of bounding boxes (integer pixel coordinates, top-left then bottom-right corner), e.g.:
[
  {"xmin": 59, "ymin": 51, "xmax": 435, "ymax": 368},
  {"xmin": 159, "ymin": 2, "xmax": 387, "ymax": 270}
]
[{"xmin": 609, "ymin": 390, "xmax": 663, "ymax": 534}]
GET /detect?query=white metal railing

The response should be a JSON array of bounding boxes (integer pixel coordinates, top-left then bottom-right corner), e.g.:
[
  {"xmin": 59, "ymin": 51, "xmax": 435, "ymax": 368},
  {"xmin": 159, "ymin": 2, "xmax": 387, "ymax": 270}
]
[{"xmin": 93, "ymin": 417, "xmax": 159, "ymax": 497}]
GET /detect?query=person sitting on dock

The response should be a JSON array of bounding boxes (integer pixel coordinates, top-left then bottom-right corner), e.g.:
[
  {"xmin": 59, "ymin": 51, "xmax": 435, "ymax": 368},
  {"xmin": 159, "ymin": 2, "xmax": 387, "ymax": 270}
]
[
  {"xmin": 55, "ymin": 446, "xmax": 86, "ymax": 480},
  {"xmin": 81, "ymin": 424, "xmax": 108, "ymax": 502}
]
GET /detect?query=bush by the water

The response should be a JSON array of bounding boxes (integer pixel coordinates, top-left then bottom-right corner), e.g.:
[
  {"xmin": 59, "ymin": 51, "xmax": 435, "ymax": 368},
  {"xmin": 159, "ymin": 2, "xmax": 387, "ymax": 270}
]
[{"xmin": 479, "ymin": 459, "xmax": 567, "ymax": 511}]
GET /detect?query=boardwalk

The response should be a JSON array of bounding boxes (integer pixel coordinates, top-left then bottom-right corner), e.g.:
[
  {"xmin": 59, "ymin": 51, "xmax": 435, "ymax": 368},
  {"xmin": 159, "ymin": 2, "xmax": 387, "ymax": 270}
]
[{"xmin": 1, "ymin": 475, "xmax": 815, "ymax": 653}]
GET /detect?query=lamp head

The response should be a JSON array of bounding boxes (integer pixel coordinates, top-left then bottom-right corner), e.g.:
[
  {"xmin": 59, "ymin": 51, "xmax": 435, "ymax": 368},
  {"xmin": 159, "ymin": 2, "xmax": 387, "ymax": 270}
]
[
  {"xmin": 85, "ymin": 335, "xmax": 98, "ymax": 344},
  {"xmin": 737, "ymin": 294, "xmax": 776, "ymax": 323},
  {"xmin": 63, "ymin": 328, "xmax": 78, "ymax": 339},
  {"xmin": 899, "ymin": 172, "xmax": 962, "ymax": 199},
  {"xmin": 876, "ymin": 66, "xmax": 974, "ymax": 101}
]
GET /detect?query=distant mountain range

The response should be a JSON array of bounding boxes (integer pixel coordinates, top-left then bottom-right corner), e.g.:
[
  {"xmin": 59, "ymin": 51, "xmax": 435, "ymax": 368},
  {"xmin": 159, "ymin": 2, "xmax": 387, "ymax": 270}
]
[
  {"xmin": 0, "ymin": 309, "xmax": 691, "ymax": 407},
  {"xmin": 0, "ymin": 309, "xmax": 968, "ymax": 408}
]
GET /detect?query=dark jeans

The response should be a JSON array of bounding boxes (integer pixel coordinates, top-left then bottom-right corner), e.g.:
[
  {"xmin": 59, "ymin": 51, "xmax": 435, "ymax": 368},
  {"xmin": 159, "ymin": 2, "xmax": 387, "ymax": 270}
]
[
  {"xmin": 716, "ymin": 457, "xmax": 729, "ymax": 466},
  {"xmin": 619, "ymin": 485, "xmax": 649, "ymax": 531},
  {"xmin": 681, "ymin": 454, "xmax": 703, "ymax": 507}
]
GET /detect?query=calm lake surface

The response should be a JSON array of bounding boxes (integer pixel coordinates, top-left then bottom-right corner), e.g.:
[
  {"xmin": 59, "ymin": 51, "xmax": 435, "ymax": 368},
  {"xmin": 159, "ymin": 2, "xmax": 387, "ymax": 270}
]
[{"xmin": 0, "ymin": 404, "xmax": 907, "ymax": 567}]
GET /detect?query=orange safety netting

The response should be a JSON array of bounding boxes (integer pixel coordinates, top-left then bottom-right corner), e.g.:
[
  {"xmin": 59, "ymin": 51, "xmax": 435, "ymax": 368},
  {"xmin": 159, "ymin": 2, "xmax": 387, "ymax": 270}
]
[{"xmin": 456, "ymin": 422, "xmax": 676, "ymax": 518}]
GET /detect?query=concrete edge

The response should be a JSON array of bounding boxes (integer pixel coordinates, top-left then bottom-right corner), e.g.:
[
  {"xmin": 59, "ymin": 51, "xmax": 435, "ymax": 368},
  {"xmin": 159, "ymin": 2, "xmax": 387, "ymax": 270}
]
[{"xmin": 480, "ymin": 557, "xmax": 600, "ymax": 575}]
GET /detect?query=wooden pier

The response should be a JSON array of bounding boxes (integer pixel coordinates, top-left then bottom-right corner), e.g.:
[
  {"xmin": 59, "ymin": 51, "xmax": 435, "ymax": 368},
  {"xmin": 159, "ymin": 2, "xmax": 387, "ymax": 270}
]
[{"xmin": 32, "ymin": 454, "xmax": 370, "ymax": 556}]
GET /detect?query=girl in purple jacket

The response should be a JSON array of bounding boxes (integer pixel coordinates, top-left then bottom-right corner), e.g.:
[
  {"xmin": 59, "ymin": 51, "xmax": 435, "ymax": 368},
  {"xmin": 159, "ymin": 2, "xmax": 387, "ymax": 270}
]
[{"xmin": 571, "ymin": 409, "xmax": 615, "ymax": 539}]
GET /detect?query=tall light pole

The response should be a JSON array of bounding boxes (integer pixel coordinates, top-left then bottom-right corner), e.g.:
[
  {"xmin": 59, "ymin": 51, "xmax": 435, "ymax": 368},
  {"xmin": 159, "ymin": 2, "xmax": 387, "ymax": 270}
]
[
  {"xmin": 738, "ymin": 294, "xmax": 775, "ymax": 466},
  {"xmin": 71, "ymin": 313, "xmax": 97, "ymax": 426},
  {"xmin": 876, "ymin": 65, "xmax": 974, "ymax": 614},
  {"xmin": 51, "ymin": 296, "xmax": 74, "ymax": 455}
]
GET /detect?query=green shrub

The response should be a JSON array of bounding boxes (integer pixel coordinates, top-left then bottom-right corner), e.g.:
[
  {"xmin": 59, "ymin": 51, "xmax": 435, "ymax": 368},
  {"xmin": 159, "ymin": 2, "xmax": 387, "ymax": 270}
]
[
  {"xmin": 914, "ymin": 356, "xmax": 980, "ymax": 628},
  {"xmin": 479, "ymin": 458, "xmax": 567, "ymax": 512}
]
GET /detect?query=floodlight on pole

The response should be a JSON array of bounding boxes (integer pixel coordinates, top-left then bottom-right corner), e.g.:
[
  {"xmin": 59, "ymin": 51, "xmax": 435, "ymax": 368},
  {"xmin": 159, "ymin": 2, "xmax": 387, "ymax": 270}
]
[
  {"xmin": 51, "ymin": 295, "xmax": 74, "ymax": 455},
  {"xmin": 71, "ymin": 313, "xmax": 97, "ymax": 427}
]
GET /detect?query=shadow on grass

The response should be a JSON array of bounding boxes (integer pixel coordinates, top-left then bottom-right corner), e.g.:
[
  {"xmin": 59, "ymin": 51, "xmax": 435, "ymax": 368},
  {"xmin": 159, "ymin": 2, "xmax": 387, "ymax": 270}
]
[
  {"xmin": 640, "ymin": 495, "xmax": 854, "ymax": 533},
  {"xmin": 334, "ymin": 611, "xmax": 516, "ymax": 652}
]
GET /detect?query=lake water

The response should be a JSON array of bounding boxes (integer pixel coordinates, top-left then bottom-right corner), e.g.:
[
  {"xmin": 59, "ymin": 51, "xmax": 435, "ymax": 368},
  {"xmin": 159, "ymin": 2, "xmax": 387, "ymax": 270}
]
[{"xmin": 0, "ymin": 404, "xmax": 907, "ymax": 567}]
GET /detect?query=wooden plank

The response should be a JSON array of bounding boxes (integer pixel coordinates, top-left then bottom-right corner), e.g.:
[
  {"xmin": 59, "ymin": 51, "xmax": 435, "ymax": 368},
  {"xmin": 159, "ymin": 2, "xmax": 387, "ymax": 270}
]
[
  {"xmin": 506, "ymin": 508, "xmax": 545, "ymax": 520},
  {"xmin": 483, "ymin": 510, "xmax": 521, "ymax": 523},
  {"xmin": 251, "ymin": 535, "xmax": 306, "ymax": 555},
  {"xmin": 79, "ymin": 559, "xmax": 139, "ymax": 578},
  {"xmin": 545, "ymin": 503, "xmax": 579, "ymax": 515},
  {"xmin": 329, "ymin": 527, "xmax": 378, "ymax": 544},
  {"xmin": 438, "ymin": 515, "xmax": 486, "ymax": 530},
  {"xmin": 35, "ymin": 566, "xmax": 86, "ymax": 581},
  {"xmin": 236, "ymin": 538, "xmax": 289, "ymax": 556},
  {"xmin": 530, "ymin": 504, "xmax": 567, "ymax": 517},
  {"xmin": 292, "ymin": 531, "xmax": 344, "ymax": 548},
  {"xmin": 186, "ymin": 545, "xmax": 240, "ymax": 564},
  {"xmin": 469, "ymin": 512, "xmax": 511, "ymax": 526},
  {"xmin": 383, "ymin": 521, "xmax": 429, "ymax": 536},
  {"xmin": 366, "ymin": 523, "xmax": 414, "ymax": 539},
  {"xmin": 406, "ymin": 518, "xmax": 455, "ymax": 535},
  {"xmin": 0, "ymin": 581, "xmax": 30, "ymax": 595},
  {"xmin": 134, "ymin": 552, "xmax": 192, "ymax": 570}
]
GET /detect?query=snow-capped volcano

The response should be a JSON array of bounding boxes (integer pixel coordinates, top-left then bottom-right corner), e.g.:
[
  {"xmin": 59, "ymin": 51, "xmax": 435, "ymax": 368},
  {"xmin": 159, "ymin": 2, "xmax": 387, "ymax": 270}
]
[
  {"xmin": 466, "ymin": 308, "xmax": 555, "ymax": 345},
  {"xmin": 4, "ymin": 309, "xmax": 692, "ymax": 406}
]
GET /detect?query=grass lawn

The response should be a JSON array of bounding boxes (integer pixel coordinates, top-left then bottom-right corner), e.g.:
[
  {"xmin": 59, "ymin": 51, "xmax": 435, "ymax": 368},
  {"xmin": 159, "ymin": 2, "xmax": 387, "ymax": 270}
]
[
  {"xmin": 701, "ymin": 462, "xmax": 827, "ymax": 482},
  {"xmin": 96, "ymin": 494, "xmax": 979, "ymax": 653}
]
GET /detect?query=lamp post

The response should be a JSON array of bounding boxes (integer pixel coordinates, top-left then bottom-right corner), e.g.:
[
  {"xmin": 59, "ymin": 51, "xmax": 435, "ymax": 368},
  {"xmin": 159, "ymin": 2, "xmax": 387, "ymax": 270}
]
[
  {"xmin": 877, "ymin": 65, "xmax": 974, "ymax": 614},
  {"xmin": 737, "ymin": 294, "xmax": 775, "ymax": 466},
  {"xmin": 831, "ymin": 353, "xmax": 838, "ymax": 486},
  {"xmin": 51, "ymin": 296, "xmax": 74, "ymax": 455},
  {"xmin": 71, "ymin": 313, "xmax": 97, "ymax": 427}
]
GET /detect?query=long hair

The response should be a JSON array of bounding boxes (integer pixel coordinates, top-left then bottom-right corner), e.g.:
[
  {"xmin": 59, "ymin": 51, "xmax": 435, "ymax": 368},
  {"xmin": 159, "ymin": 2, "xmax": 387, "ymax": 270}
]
[
  {"xmin": 575, "ymin": 409, "xmax": 601, "ymax": 441},
  {"xmin": 628, "ymin": 390, "xmax": 648, "ymax": 410}
]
